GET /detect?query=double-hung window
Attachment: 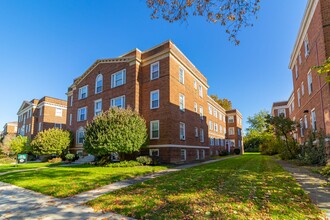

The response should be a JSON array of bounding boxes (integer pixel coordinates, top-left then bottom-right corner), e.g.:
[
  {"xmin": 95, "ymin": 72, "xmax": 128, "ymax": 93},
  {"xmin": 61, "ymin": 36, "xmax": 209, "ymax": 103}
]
[
  {"xmin": 304, "ymin": 36, "xmax": 310, "ymax": 57},
  {"xmin": 301, "ymin": 82, "xmax": 305, "ymax": 96},
  {"xmin": 55, "ymin": 108, "xmax": 62, "ymax": 117},
  {"xmin": 76, "ymin": 128, "xmax": 85, "ymax": 144},
  {"xmin": 228, "ymin": 116, "xmax": 234, "ymax": 123},
  {"xmin": 200, "ymin": 106, "xmax": 203, "ymax": 119},
  {"xmin": 179, "ymin": 94, "xmax": 185, "ymax": 111},
  {"xmin": 297, "ymin": 89, "xmax": 301, "ymax": 107},
  {"xmin": 198, "ymin": 85, "xmax": 203, "ymax": 97},
  {"xmin": 304, "ymin": 115, "xmax": 308, "ymax": 129},
  {"xmin": 78, "ymin": 86, "xmax": 88, "ymax": 99},
  {"xmin": 308, "ymin": 71, "xmax": 313, "ymax": 95},
  {"xmin": 229, "ymin": 127, "xmax": 235, "ymax": 135},
  {"xmin": 94, "ymin": 99, "xmax": 102, "ymax": 116},
  {"xmin": 77, "ymin": 107, "xmax": 87, "ymax": 121},
  {"xmin": 111, "ymin": 70, "xmax": 126, "ymax": 88},
  {"xmin": 179, "ymin": 67, "xmax": 184, "ymax": 84},
  {"xmin": 300, "ymin": 118, "xmax": 304, "ymax": 137},
  {"xmin": 311, "ymin": 110, "xmax": 316, "ymax": 131},
  {"xmin": 200, "ymin": 128, "xmax": 204, "ymax": 142},
  {"xmin": 150, "ymin": 120, "xmax": 159, "ymax": 139},
  {"xmin": 150, "ymin": 90, "xmax": 159, "ymax": 109},
  {"xmin": 111, "ymin": 95, "xmax": 125, "ymax": 108},
  {"xmin": 180, "ymin": 122, "xmax": 185, "ymax": 140},
  {"xmin": 195, "ymin": 127, "xmax": 199, "ymax": 137},
  {"xmin": 180, "ymin": 149, "xmax": 186, "ymax": 161},
  {"xmin": 150, "ymin": 62, "xmax": 159, "ymax": 80}
]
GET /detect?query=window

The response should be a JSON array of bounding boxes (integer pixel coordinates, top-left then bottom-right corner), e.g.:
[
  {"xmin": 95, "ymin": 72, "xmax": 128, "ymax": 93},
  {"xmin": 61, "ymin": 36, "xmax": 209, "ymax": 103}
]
[
  {"xmin": 150, "ymin": 62, "xmax": 159, "ymax": 80},
  {"xmin": 150, "ymin": 90, "xmax": 159, "ymax": 109},
  {"xmin": 69, "ymin": 114, "xmax": 72, "ymax": 126},
  {"xmin": 278, "ymin": 109, "xmax": 286, "ymax": 117},
  {"xmin": 300, "ymin": 118, "xmax": 304, "ymax": 137},
  {"xmin": 210, "ymin": 138, "xmax": 214, "ymax": 146},
  {"xmin": 229, "ymin": 127, "xmax": 235, "ymax": 135},
  {"xmin": 111, "ymin": 70, "xmax": 126, "ymax": 88},
  {"xmin": 220, "ymin": 125, "xmax": 223, "ymax": 134},
  {"xmin": 201, "ymin": 150, "xmax": 205, "ymax": 159},
  {"xmin": 55, "ymin": 108, "xmax": 62, "ymax": 117},
  {"xmin": 301, "ymin": 82, "xmax": 305, "ymax": 96},
  {"xmin": 181, "ymin": 149, "xmax": 186, "ymax": 161},
  {"xmin": 95, "ymin": 74, "xmax": 103, "ymax": 94},
  {"xmin": 215, "ymin": 138, "xmax": 220, "ymax": 146},
  {"xmin": 54, "ymin": 123, "xmax": 62, "ymax": 129},
  {"xmin": 179, "ymin": 94, "xmax": 185, "ymax": 111},
  {"xmin": 77, "ymin": 107, "xmax": 87, "ymax": 121},
  {"xmin": 304, "ymin": 115, "xmax": 308, "ymax": 129},
  {"xmin": 238, "ymin": 128, "xmax": 241, "ymax": 136},
  {"xmin": 214, "ymin": 110, "xmax": 218, "ymax": 118},
  {"xmin": 39, "ymin": 107, "xmax": 43, "ymax": 116},
  {"xmin": 150, "ymin": 120, "xmax": 159, "ymax": 139},
  {"xmin": 38, "ymin": 122, "xmax": 42, "ymax": 131},
  {"xmin": 219, "ymin": 113, "xmax": 223, "ymax": 121},
  {"xmin": 198, "ymin": 85, "xmax": 203, "ymax": 97},
  {"xmin": 308, "ymin": 71, "xmax": 313, "ymax": 95},
  {"xmin": 179, "ymin": 67, "xmax": 184, "ymax": 84},
  {"xmin": 196, "ymin": 149, "xmax": 199, "ymax": 160},
  {"xmin": 194, "ymin": 102, "xmax": 198, "ymax": 113},
  {"xmin": 208, "ymin": 105, "xmax": 212, "ymax": 115},
  {"xmin": 297, "ymin": 89, "xmax": 301, "ymax": 107},
  {"xmin": 200, "ymin": 106, "xmax": 203, "ymax": 119},
  {"xmin": 78, "ymin": 85, "xmax": 88, "ymax": 100},
  {"xmin": 311, "ymin": 109, "xmax": 316, "ymax": 131},
  {"xmin": 195, "ymin": 127, "xmax": 199, "ymax": 137},
  {"xmin": 194, "ymin": 80, "xmax": 197, "ymax": 89},
  {"xmin": 295, "ymin": 64, "xmax": 298, "ymax": 79},
  {"xmin": 299, "ymin": 52, "xmax": 302, "ymax": 64},
  {"xmin": 149, "ymin": 149, "xmax": 159, "ymax": 156},
  {"xmin": 76, "ymin": 127, "xmax": 85, "ymax": 144},
  {"xmin": 70, "ymin": 96, "xmax": 73, "ymax": 106},
  {"xmin": 304, "ymin": 35, "xmax": 310, "ymax": 57},
  {"xmin": 291, "ymin": 101, "xmax": 295, "ymax": 112},
  {"xmin": 200, "ymin": 128, "xmax": 204, "ymax": 142},
  {"xmin": 94, "ymin": 99, "xmax": 102, "ymax": 116},
  {"xmin": 214, "ymin": 123, "xmax": 218, "ymax": 132},
  {"xmin": 180, "ymin": 122, "xmax": 185, "ymax": 140},
  {"xmin": 228, "ymin": 116, "xmax": 234, "ymax": 123},
  {"xmin": 209, "ymin": 121, "xmax": 213, "ymax": 130},
  {"xmin": 111, "ymin": 95, "xmax": 125, "ymax": 108}
]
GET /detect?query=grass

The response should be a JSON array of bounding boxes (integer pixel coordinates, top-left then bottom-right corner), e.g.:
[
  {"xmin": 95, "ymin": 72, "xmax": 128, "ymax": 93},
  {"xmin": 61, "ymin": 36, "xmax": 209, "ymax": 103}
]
[
  {"xmin": 0, "ymin": 162, "xmax": 62, "ymax": 173},
  {"xmin": 0, "ymin": 164, "xmax": 168, "ymax": 198},
  {"xmin": 87, "ymin": 153, "xmax": 324, "ymax": 219}
]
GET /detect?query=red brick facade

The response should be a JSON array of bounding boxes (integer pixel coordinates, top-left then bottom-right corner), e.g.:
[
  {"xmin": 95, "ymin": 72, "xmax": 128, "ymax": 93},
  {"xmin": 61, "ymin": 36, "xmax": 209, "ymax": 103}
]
[
  {"xmin": 67, "ymin": 40, "xmax": 243, "ymax": 163},
  {"xmin": 17, "ymin": 96, "xmax": 67, "ymax": 139}
]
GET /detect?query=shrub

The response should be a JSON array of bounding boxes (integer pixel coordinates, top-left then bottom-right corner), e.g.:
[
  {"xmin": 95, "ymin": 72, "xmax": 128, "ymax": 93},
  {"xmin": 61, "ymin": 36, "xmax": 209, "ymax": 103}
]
[
  {"xmin": 136, "ymin": 156, "xmax": 152, "ymax": 165},
  {"xmin": 84, "ymin": 107, "xmax": 148, "ymax": 157},
  {"xmin": 65, "ymin": 153, "xmax": 75, "ymax": 161},
  {"xmin": 320, "ymin": 165, "xmax": 330, "ymax": 177},
  {"xmin": 48, "ymin": 157, "xmax": 62, "ymax": 163},
  {"xmin": 106, "ymin": 160, "xmax": 142, "ymax": 167},
  {"xmin": 219, "ymin": 150, "xmax": 229, "ymax": 156},
  {"xmin": 31, "ymin": 128, "xmax": 72, "ymax": 156},
  {"xmin": 297, "ymin": 132, "xmax": 327, "ymax": 165},
  {"xmin": 233, "ymin": 148, "xmax": 241, "ymax": 155},
  {"xmin": 9, "ymin": 136, "xmax": 31, "ymax": 156}
]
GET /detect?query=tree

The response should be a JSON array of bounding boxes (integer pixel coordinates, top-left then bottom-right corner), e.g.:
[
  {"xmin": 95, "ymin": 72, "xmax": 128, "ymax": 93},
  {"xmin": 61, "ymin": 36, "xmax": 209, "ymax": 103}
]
[
  {"xmin": 210, "ymin": 95, "xmax": 232, "ymax": 110},
  {"xmin": 313, "ymin": 57, "xmax": 330, "ymax": 82},
  {"xmin": 31, "ymin": 128, "xmax": 71, "ymax": 156},
  {"xmin": 84, "ymin": 107, "xmax": 148, "ymax": 157},
  {"xmin": 246, "ymin": 110, "xmax": 269, "ymax": 134},
  {"xmin": 147, "ymin": 0, "xmax": 261, "ymax": 45},
  {"xmin": 9, "ymin": 136, "xmax": 31, "ymax": 156}
]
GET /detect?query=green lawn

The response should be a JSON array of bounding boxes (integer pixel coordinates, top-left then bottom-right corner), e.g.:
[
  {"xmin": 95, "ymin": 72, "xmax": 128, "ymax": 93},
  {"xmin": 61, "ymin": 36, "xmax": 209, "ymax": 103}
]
[
  {"xmin": 0, "ymin": 162, "xmax": 62, "ymax": 173},
  {"xmin": 87, "ymin": 154, "xmax": 324, "ymax": 219},
  {"xmin": 0, "ymin": 164, "xmax": 168, "ymax": 198}
]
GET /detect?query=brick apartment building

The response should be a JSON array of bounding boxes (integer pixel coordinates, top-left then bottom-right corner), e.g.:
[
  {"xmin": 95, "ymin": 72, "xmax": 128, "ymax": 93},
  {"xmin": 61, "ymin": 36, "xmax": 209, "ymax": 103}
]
[
  {"xmin": 272, "ymin": 0, "xmax": 330, "ymax": 144},
  {"xmin": 66, "ymin": 40, "xmax": 243, "ymax": 163},
  {"xmin": 2, "ymin": 122, "xmax": 18, "ymax": 136},
  {"xmin": 226, "ymin": 109, "xmax": 243, "ymax": 154},
  {"xmin": 17, "ymin": 96, "xmax": 67, "ymax": 139}
]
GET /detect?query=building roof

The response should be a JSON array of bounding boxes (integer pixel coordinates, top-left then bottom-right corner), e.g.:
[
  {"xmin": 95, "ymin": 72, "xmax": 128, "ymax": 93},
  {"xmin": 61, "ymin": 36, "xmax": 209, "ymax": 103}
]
[{"xmin": 272, "ymin": 101, "xmax": 288, "ymax": 107}]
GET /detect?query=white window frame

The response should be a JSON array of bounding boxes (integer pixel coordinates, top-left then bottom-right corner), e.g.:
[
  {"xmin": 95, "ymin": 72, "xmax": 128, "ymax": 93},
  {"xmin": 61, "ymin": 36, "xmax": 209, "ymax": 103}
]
[
  {"xmin": 228, "ymin": 116, "xmax": 234, "ymax": 123},
  {"xmin": 70, "ymin": 95, "xmax": 73, "ymax": 106},
  {"xmin": 180, "ymin": 149, "xmax": 186, "ymax": 161},
  {"xmin": 194, "ymin": 80, "xmax": 197, "ymax": 90},
  {"xmin": 69, "ymin": 113, "xmax": 72, "ymax": 126},
  {"xmin": 150, "ymin": 120, "xmax": 160, "ymax": 140},
  {"xmin": 198, "ymin": 85, "xmax": 203, "ymax": 97},
  {"xmin": 308, "ymin": 71, "xmax": 313, "ymax": 95},
  {"xmin": 201, "ymin": 150, "xmax": 205, "ymax": 159},
  {"xmin": 95, "ymin": 74, "xmax": 103, "ymax": 94},
  {"xmin": 304, "ymin": 115, "xmax": 308, "ymax": 129},
  {"xmin": 38, "ymin": 122, "xmax": 42, "ymax": 132},
  {"xmin": 196, "ymin": 149, "xmax": 199, "ymax": 160},
  {"xmin": 304, "ymin": 35, "xmax": 310, "ymax": 57},
  {"xmin": 300, "ymin": 118, "xmax": 304, "ymax": 137},
  {"xmin": 229, "ymin": 127, "xmax": 235, "ymax": 135},
  {"xmin": 150, "ymin": 90, "xmax": 160, "ymax": 109},
  {"xmin": 149, "ymin": 149, "xmax": 159, "ymax": 157},
  {"xmin": 210, "ymin": 137, "xmax": 214, "ymax": 146},
  {"xmin": 111, "ymin": 69, "xmax": 126, "ymax": 88},
  {"xmin": 311, "ymin": 109, "xmax": 316, "ymax": 131},
  {"xmin": 76, "ymin": 127, "xmax": 85, "ymax": 144},
  {"xmin": 180, "ymin": 122, "xmax": 185, "ymax": 140},
  {"xmin": 110, "ymin": 95, "xmax": 125, "ymax": 108},
  {"xmin": 179, "ymin": 67, "xmax": 184, "ymax": 84},
  {"xmin": 295, "ymin": 64, "xmax": 298, "ymax": 79},
  {"xmin": 209, "ymin": 121, "xmax": 213, "ymax": 131},
  {"xmin": 297, "ymin": 88, "xmax": 301, "ymax": 107},
  {"xmin": 200, "ymin": 128, "xmax": 204, "ymax": 143},
  {"xmin": 214, "ymin": 123, "xmax": 218, "ymax": 132},
  {"xmin": 77, "ymin": 107, "xmax": 87, "ymax": 122},
  {"xmin": 54, "ymin": 123, "xmax": 62, "ymax": 129},
  {"xmin": 179, "ymin": 94, "xmax": 185, "ymax": 111},
  {"xmin": 194, "ymin": 102, "xmax": 198, "ymax": 113},
  {"xmin": 150, "ymin": 62, "xmax": 160, "ymax": 80},
  {"xmin": 55, "ymin": 108, "xmax": 62, "ymax": 117},
  {"xmin": 214, "ymin": 110, "xmax": 218, "ymax": 118},
  {"xmin": 195, "ymin": 127, "xmax": 199, "ymax": 137},
  {"xmin": 78, "ymin": 85, "xmax": 88, "ymax": 100},
  {"xmin": 299, "ymin": 52, "xmax": 302, "ymax": 64},
  {"xmin": 94, "ymin": 99, "xmax": 102, "ymax": 116},
  {"xmin": 208, "ymin": 105, "xmax": 212, "ymax": 115},
  {"xmin": 200, "ymin": 106, "xmax": 203, "ymax": 119},
  {"xmin": 301, "ymin": 82, "xmax": 305, "ymax": 96}
]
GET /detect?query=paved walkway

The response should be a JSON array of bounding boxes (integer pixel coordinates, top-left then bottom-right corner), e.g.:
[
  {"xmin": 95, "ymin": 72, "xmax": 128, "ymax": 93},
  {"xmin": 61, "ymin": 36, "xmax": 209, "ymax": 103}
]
[
  {"xmin": 0, "ymin": 156, "xmax": 238, "ymax": 219},
  {"xmin": 277, "ymin": 159, "xmax": 330, "ymax": 218}
]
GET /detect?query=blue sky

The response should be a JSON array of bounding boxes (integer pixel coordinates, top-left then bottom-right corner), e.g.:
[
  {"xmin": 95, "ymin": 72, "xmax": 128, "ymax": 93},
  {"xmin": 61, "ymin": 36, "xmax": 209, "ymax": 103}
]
[{"xmin": 0, "ymin": 0, "xmax": 307, "ymax": 131}]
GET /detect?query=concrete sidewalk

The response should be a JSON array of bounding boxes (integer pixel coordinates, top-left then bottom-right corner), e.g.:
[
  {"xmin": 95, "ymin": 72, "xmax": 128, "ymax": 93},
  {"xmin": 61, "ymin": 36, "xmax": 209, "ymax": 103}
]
[{"xmin": 277, "ymin": 159, "xmax": 330, "ymax": 218}]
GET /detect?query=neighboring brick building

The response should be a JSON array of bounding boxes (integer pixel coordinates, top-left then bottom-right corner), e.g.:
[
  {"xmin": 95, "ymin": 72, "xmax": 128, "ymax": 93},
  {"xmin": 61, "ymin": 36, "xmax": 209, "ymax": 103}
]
[
  {"xmin": 271, "ymin": 101, "xmax": 290, "ymax": 118},
  {"xmin": 226, "ymin": 109, "xmax": 243, "ymax": 154},
  {"xmin": 2, "ymin": 122, "xmax": 18, "ymax": 136},
  {"xmin": 66, "ymin": 40, "xmax": 243, "ymax": 163},
  {"xmin": 272, "ymin": 0, "xmax": 330, "ymax": 144},
  {"xmin": 17, "ymin": 96, "xmax": 67, "ymax": 139}
]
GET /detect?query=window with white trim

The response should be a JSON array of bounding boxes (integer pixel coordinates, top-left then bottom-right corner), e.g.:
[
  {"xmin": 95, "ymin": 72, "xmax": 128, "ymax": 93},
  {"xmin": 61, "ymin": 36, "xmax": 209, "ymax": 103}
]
[
  {"xmin": 196, "ymin": 149, "xmax": 199, "ymax": 160},
  {"xmin": 229, "ymin": 127, "xmax": 235, "ymax": 135},
  {"xmin": 201, "ymin": 150, "xmax": 205, "ymax": 159},
  {"xmin": 300, "ymin": 118, "xmax": 304, "ymax": 137},
  {"xmin": 311, "ymin": 109, "xmax": 316, "ymax": 131},
  {"xmin": 195, "ymin": 127, "xmax": 198, "ymax": 137},
  {"xmin": 301, "ymin": 82, "xmax": 305, "ymax": 96},
  {"xmin": 150, "ymin": 62, "xmax": 159, "ymax": 80},
  {"xmin": 214, "ymin": 123, "xmax": 218, "ymax": 132},
  {"xmin": 111, "ymin": 70, "xmax": 126, "ymax": 88},
  {"xmin": 219, "ymin": 113, "xmax": 223, "ymax": 121},
  {"xmin": 214, "ymin": 110, "xmax": 218, "ymax": 118},
  {"xmin": 149, "ymin": 149, "xmax": 159, "ymax": 156},
  {"xmin": 278, "ymin": 109, "xmax": 286, "ymax": 117},
  {"xmin": 198, "ymin": 85, "xmax": 203, "ymax": 97},
  {"xmin": 299, "ymin": 52, "xmax": 302, "ymax": 64},
  {"xmin": 39, "ymin": 107, "xmax": 43, "ymax": 116},
  {"xmin": 38, "ymin": 122, "xmax": 42, "ymax": 131},
  {"xmin": 54, "ymin": 123, "xmax": 62, "ymax": 129},
  {"xmin": 78, "ymin": 85, "xmax": 88, "ymax": 100},
  {"xmin": 95, "ymin": 74, "xmax": 103, "ymax": 94},
  {"xmin": 69, "ymin": 114, "xmax": 72, "ymax": 126},
  {"xmin": 220, "ymin": 125, "xmax": 223, "ymax": 134},
  {"xmin": 180, "ymin": 149, "xmax": 186, "ymax": 161},
  {"xmin": 150, "ymin": 90, "xmax": 159, "ymax": 109},
  {"xmin": 208, "ymin": 105, "xmax": 212, "ymax": 115},
  {"xmin": 200, "ymin": 106, "xmax": 203, "ymax": 119},
  {"xmin": 111, "ymin": 95, "xmax": 125, "ymax": 108},
  {"xmin": 76, "ymin": 127, "xmax": 85, "ymax": 144},
  {"xmin": 77, "ymin": 107, "xmax": 87, "ymax": 121},
  {"xmin": 150, "ymin": 120, "xmax": 159, "ymax": 139},
  {"xmin": 308, "ymin": 71, "xmax": 313, "ymax": 95},
  {"xmin": 194, "ymin": 80, "xmax": 197, "ymax": 90},
  {"xmin": 94, "ymin": 99, "xmax": 102, "ymax": 116},
  {"xmin": 295, "ymin": 64, "xmax": 298, "ymax": 79},
  {"xmin": 215, "ymin": 138, "xmax": 220, "ymax": 146},
  {"xmin": 70, "ymin": 95, "xmax": 73, "ymax": 106},
  {"xmin": 200, "ymin": 128, "xmax": 204, "ymax": 142},
  {"xmin": 297, "ymin": 88, "xmax": 301, "ymax": 107},
  {"xmin": 179, "ymin": 67, "xmax": 184, "ymax": 84},
  {"xmin": 304, "ymin": 35, "xmax": 310, "ymax": 57},
  {"xmin": 228, "ymin": 116, "xmax": 234, "ymax": 123},
  {"xmin": 194, "ymin": 102, "xmax": 198, "ymax": 113},
  {"xmin": 210, "ymin": 137, "xmax": 214, "ymax": 146},
  {"xmin": 179, "ymin": 94, "xmax": 185, "ymax": 111},
  {"xmin": 180, "ymin": 122, "xmax": 185, "ymax": 140},
  {"xmin": 55, "ymin": 108, "xmax": 62, "ymax": 117},
  {"xmin": 304, "ymin": 115, "xmax": 308, "ymax": 129},
  {"xmin": 209, "ymin": 121, "xmax": 213, "ymax": 130}
]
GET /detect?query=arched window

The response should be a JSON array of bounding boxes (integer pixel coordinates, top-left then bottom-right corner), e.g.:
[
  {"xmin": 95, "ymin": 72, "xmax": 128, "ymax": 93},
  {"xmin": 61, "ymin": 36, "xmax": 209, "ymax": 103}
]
[{"xmin": 95, "ymin": 74, "xmax": 103, "ymax": 94}]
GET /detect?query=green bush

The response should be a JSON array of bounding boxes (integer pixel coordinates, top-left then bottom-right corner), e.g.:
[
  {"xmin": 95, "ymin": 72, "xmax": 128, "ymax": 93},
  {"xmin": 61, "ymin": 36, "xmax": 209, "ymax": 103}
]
[
  {"xmin": 297, "ymin": 132, "xmax": 327, "ymax": 165},
  {"xmin": 48, "ymin": 157, "xmax": 62, "ymax": 163},
  {"xmin": 106, "ymin": 160, "xmax": 142, "ymax": 167},
  {"xmin": 9, "ymin": 136, "xmax": 31, "ymax": 156},
  {"xmin": 219, "ymin": 150, "xmax": 229, "ymax": 156},
  {"xmin": 233, "ymin": 148, "xmax": 241, "ymax": 155},
  {"xmin": 65, "ymin": 153, "xmax": 75, "ymax": 161},
  {"xmin": 31, "ymin": 128, "xmax": 72, "ymax": 156},
  {"xmin": 136, "ymin": 156, "xmax": 152, "ymax": 165},
  {"xmin": 320, "ymin": 166, "xmax": 330, "ymax": 177}
]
